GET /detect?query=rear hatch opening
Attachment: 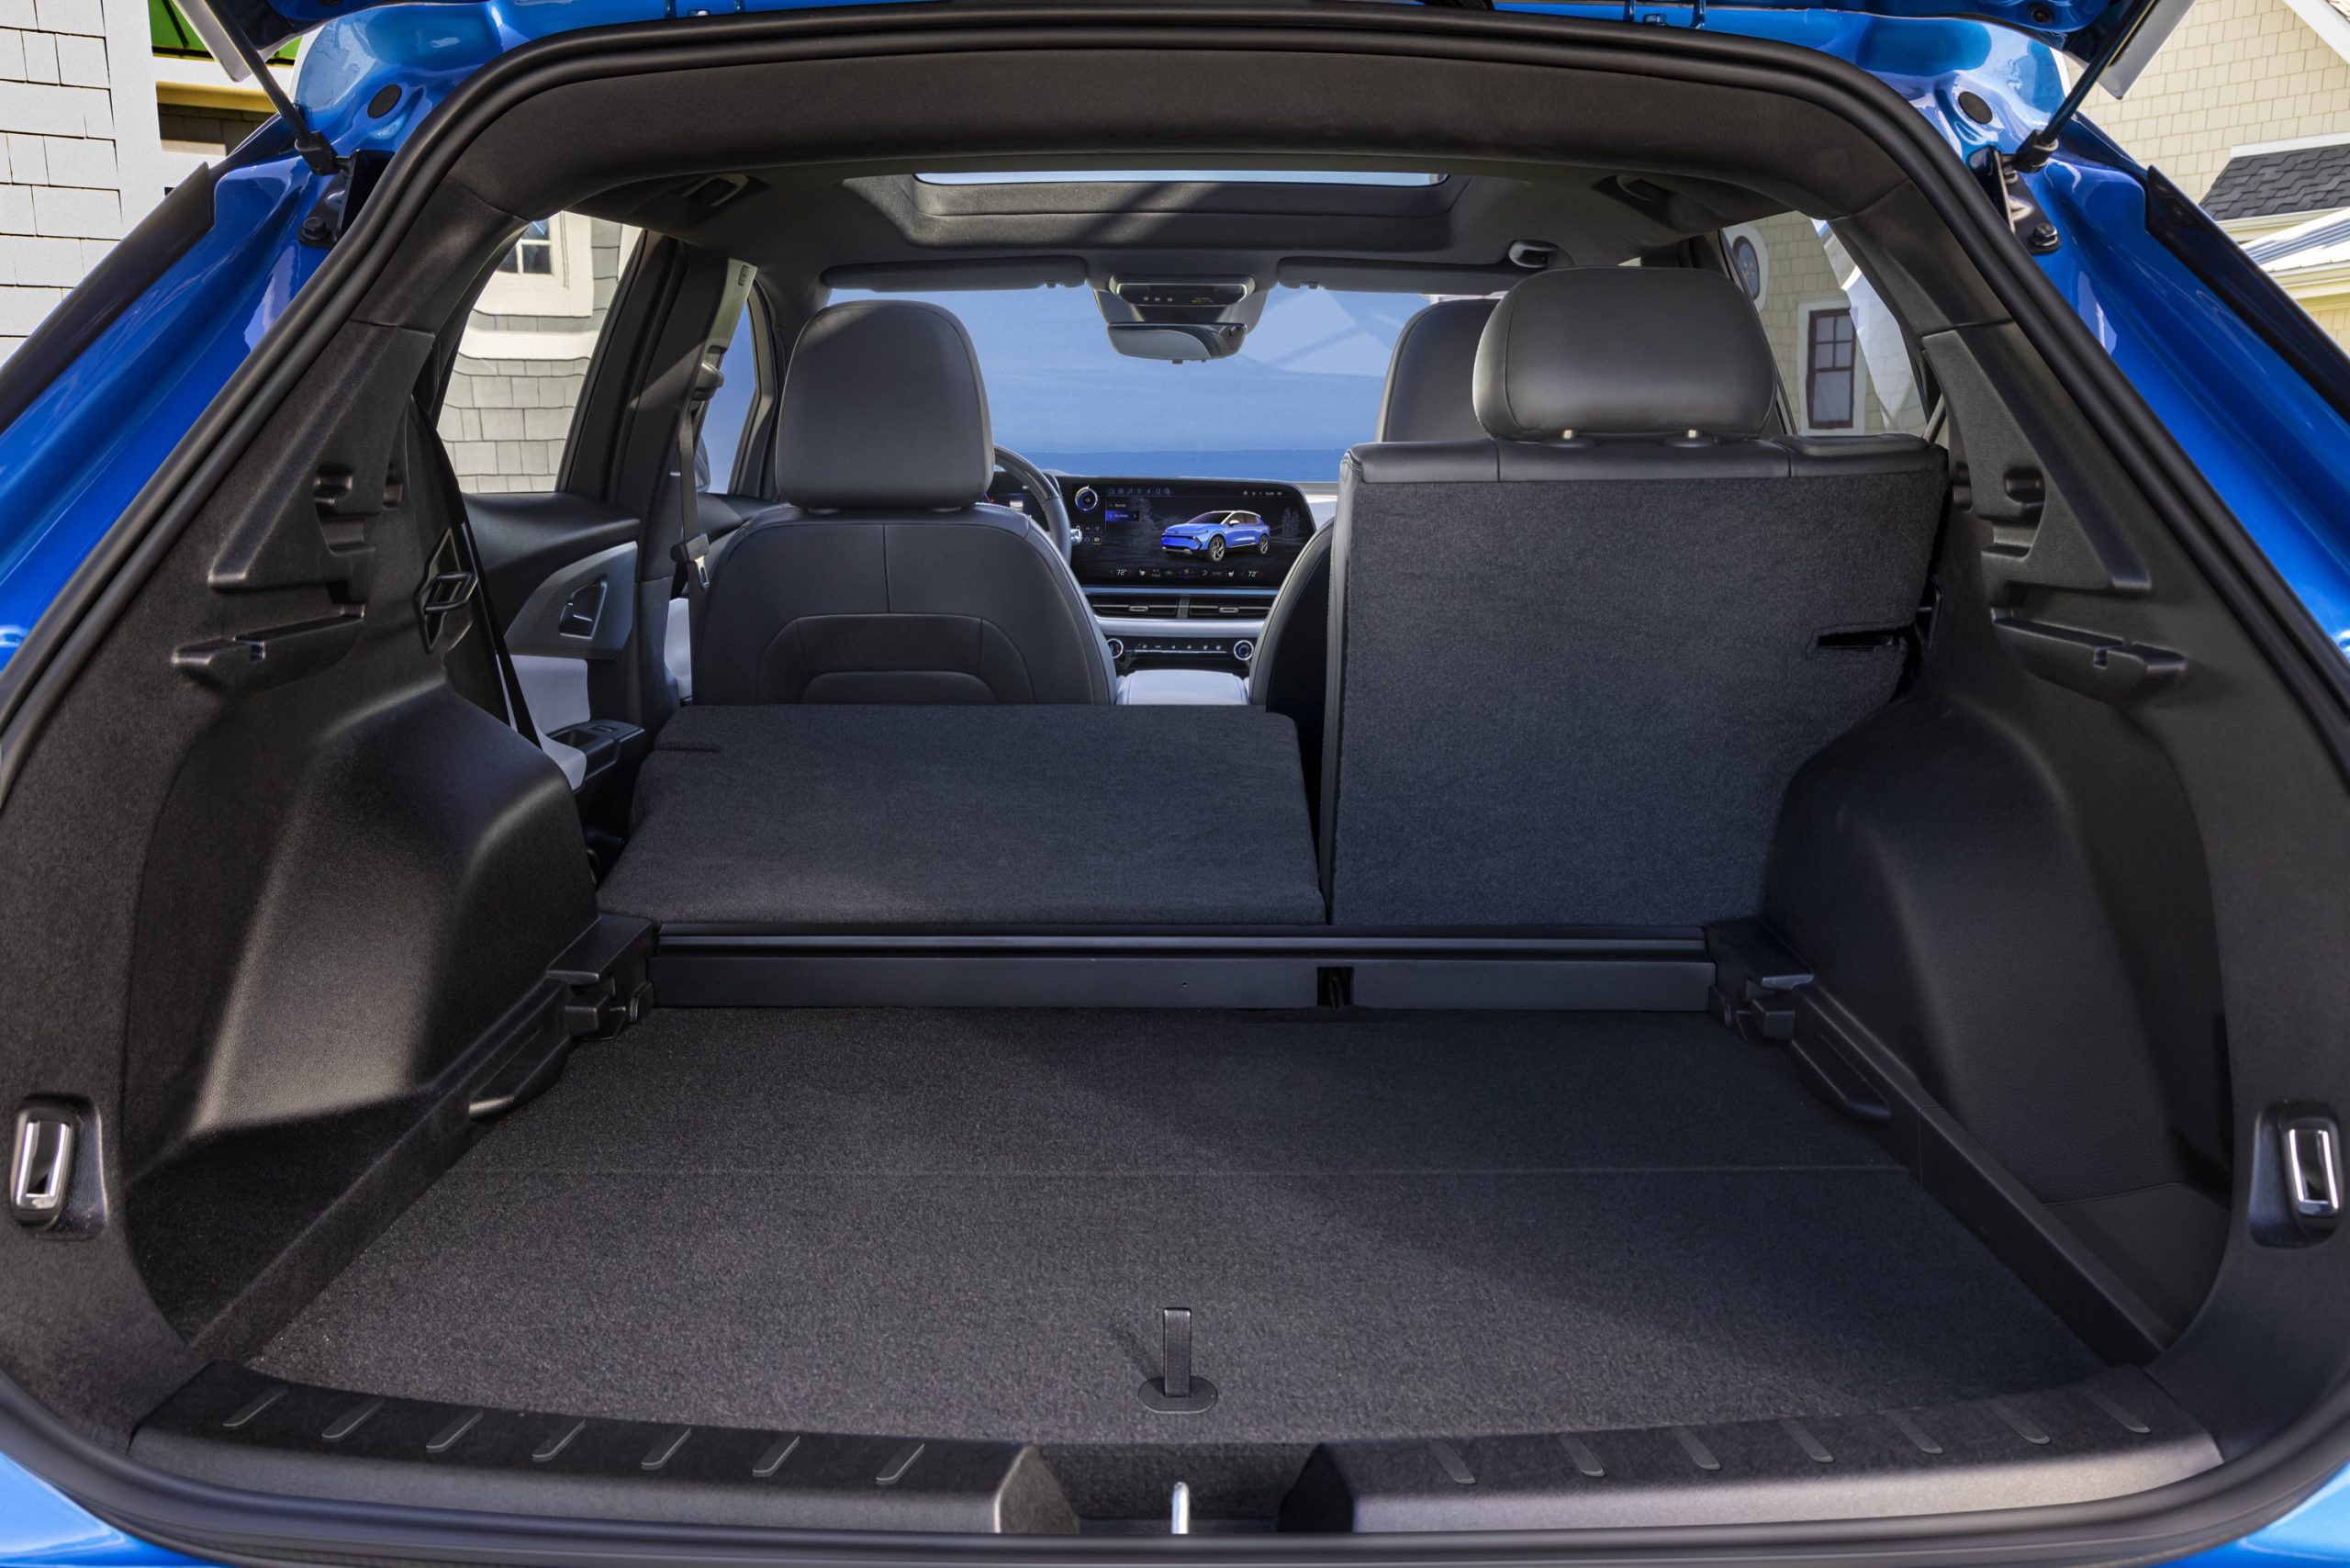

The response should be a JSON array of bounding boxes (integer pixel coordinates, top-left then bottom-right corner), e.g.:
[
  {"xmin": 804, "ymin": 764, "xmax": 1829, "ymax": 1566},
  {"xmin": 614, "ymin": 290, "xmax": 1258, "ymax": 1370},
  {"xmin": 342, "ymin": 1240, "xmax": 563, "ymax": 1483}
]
[{"xmin": 3, "ymin": 2, "xmax": 2347, "ymax": 1557}]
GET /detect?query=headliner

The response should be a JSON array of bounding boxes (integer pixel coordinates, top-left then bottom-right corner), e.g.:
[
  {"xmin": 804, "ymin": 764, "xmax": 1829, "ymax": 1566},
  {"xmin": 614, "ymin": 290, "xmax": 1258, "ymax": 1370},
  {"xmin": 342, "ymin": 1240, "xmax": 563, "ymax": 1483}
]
[{"xmin": 581, "ymin": 159, "xmax": 1788, "ymax": 300}]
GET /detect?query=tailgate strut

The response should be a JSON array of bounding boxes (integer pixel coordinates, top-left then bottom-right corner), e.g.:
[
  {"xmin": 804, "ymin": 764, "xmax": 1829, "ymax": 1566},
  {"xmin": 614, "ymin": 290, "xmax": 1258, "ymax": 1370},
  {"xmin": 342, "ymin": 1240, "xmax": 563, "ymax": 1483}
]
[
  {"xmin": 2012, "ymin": 0, "xmax": 2174, "ymax": 169},
  {"xmin": 172, "ymin": 0, "xmax": 339, "ymax": 173}
]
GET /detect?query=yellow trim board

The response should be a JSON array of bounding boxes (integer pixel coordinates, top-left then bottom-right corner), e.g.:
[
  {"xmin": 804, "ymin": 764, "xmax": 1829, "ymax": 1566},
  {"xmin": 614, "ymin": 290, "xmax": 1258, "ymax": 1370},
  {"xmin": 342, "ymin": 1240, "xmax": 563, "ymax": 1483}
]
[
  {"xmin": 156, "ymin": 81, "xmax": 273, "ymax": 111},
  {"xmin": 153, "ymin": 53, "xmax": 295, "ymax": 113},
  {"xmin": 2280, "ymin": 267, "xmax": 2350, "ymax": 301}
]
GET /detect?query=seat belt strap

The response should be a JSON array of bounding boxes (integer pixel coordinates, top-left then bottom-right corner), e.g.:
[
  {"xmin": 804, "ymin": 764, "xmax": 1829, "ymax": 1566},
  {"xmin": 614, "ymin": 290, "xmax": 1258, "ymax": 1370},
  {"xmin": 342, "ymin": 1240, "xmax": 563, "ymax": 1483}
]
[{"xmin": 670, "ymin": 349, "xmax": 721, "ymax": 651}]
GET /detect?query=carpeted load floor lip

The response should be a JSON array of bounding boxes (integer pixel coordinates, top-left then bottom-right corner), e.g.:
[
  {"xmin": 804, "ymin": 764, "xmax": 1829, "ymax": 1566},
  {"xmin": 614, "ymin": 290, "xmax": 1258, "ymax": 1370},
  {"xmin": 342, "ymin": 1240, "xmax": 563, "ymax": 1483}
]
[{"xmin": 254, "ymin": 1009, "xmax": 2101, "ymax": 1450}]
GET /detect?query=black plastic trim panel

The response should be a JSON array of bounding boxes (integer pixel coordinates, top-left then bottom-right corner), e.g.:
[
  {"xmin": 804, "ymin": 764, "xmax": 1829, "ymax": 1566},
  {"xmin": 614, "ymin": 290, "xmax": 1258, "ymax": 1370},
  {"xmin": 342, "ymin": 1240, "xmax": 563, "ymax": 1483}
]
[
  {"xmin": 647, "ymin": 931, "xmax": 1715, "ymax": 1009},
  {"xmin": 464, "ymin": 492, "xmax": 641, "ymax": 626},
  {"xmin": 135, "ymin": 1365, "xmax": 2219, "ymax": 1540},
  {"xmin": 1796, "ymin": 989, "xmax": 2179, "ymax": 1363},
  {"xmin": 1708, "ymin": 920, "xmax": 2180, "ymax": 1364},
  {"xmin": 1280, "ymin": 1371, "xmax": 2218, "ymax": 1532},
  {"xmin": 134, "ymin": 1363, "xmax": 1080, "ymax": 1534},
  {"xmin": 129, "ymin": 915, "xmax": 655, "ymax": 1358}
]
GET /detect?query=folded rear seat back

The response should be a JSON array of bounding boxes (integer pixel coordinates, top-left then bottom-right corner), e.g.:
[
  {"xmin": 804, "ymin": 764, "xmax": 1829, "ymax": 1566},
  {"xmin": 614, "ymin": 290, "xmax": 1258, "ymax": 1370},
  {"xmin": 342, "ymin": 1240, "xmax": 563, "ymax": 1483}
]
[{"xmin": 1323, "ymin": 266, "xmax": 1945, "ymax": 928}]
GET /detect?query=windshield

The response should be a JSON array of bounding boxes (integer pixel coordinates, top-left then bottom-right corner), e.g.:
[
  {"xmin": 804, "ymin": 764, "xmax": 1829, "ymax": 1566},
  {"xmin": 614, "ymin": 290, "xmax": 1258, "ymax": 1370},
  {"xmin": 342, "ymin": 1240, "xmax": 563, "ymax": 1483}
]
[{"xmin": 830, "ymin": 286, "xmax": 1436, "ymax": 484}]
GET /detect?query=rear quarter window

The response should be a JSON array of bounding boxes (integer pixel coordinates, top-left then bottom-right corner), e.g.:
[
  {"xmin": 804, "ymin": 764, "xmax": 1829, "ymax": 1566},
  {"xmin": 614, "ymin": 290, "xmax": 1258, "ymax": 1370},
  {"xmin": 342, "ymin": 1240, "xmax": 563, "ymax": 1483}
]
[
  {"xmin": 1725, "ymin": 212, "xmax": 1934, "ymax": 439},
  {"xmin": 438, "ymin": 213, "xmax": 637, "ymax": 494}
]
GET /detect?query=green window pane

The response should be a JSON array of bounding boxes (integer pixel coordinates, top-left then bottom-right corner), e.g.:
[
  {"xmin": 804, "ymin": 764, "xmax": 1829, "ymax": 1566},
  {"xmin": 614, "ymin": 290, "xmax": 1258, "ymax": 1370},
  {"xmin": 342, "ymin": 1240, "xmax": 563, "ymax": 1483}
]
[{"xmin": 149, "ymin": 0, "xmax": 300, "ymax": 62}]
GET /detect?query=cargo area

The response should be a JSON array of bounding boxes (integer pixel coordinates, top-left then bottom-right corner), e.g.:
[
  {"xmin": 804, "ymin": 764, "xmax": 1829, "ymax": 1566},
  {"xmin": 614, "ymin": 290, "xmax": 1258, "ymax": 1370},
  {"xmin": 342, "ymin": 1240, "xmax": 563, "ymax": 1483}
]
[{"xmin": 227, "ymin": 1006, "xmax": 2106, "ymax": 1516}]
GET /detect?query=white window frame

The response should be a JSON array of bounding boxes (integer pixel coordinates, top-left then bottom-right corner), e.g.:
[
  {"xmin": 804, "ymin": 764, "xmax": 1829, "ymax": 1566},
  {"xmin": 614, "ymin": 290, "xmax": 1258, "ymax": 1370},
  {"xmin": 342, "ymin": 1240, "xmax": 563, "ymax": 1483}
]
[
  {"xmin": 476, "ymin": 211, "xmax": 599, "ymax": 319},
  {"xmin": 459, "ymin": 218, "xmax": 643, "ymax": 363},
  {"xmin": 1795, "ymin": 297, "xmax": 1868, "ymax": 436}
]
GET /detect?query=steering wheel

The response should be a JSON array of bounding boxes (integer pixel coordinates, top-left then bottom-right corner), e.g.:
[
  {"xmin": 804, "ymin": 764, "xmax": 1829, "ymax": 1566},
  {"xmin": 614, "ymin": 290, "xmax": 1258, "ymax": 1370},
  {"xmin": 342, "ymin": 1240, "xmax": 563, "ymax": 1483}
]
[{"xmin": 994, "ymin": 446, "xmax": 1073, "ymax": 563}]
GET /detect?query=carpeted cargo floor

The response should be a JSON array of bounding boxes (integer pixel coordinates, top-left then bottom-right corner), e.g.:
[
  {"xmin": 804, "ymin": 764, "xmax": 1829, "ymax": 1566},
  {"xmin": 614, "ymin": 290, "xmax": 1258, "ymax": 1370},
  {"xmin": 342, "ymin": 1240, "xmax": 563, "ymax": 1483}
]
[{"xmin": 255, "ymin": 1009, "xmax": 2099, "ymax": 1465}]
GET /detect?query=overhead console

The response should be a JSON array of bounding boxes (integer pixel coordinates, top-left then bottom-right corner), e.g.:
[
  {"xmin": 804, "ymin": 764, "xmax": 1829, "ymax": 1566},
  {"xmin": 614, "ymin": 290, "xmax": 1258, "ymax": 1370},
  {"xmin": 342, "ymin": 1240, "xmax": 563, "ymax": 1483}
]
[
  {"xmin": 986, "ymin": 474, "xmax": 1319, "ymax": 674},
  {"xmin": 1098, "ymin": 275, "xmax": 1266, "ymax": 361}
]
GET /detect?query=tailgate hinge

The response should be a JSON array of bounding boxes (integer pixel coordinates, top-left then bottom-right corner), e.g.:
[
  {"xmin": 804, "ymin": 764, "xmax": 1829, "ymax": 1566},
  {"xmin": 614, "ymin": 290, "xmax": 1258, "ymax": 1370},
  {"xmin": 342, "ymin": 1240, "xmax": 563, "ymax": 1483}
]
[{"xmin": 1971, "ymin": 146, "xmax": 2062, "ymax": 255}]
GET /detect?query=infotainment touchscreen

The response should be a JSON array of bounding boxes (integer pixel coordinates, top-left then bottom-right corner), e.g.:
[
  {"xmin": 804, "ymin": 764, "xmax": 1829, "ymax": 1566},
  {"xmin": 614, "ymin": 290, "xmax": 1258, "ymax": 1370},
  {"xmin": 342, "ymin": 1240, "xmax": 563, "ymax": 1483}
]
[{"xmin": 1060, "ymin": 480, "xmax": 1316, "ymax": 587}]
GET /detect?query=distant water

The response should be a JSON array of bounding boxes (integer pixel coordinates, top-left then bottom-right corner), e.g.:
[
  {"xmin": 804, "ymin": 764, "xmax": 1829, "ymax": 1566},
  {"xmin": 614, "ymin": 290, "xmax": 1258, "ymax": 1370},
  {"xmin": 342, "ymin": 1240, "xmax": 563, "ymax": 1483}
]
[{"xmin": 1020, "ymin": 450, "xmax": 1346, "ymax": 486}]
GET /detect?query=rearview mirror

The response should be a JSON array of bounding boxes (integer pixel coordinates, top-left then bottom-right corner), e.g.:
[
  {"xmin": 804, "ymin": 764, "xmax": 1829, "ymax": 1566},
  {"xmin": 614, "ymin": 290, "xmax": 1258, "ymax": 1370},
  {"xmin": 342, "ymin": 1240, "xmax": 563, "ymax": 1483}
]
[{"xmin": 1107, "ymin": 322, "xmax": 1246, "ymax": 361}]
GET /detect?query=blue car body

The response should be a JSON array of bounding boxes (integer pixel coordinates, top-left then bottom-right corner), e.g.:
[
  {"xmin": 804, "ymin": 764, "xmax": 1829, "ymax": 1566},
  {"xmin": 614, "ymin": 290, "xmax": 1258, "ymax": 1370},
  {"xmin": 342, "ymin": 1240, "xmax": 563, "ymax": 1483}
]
[
  {"xmin": 1160, "ymin": 510, "xmax": 1270, "ymax": 555},
  {"xmin": 1, "ymin": 0, "xmax": 2348, "ymax": 1560}
]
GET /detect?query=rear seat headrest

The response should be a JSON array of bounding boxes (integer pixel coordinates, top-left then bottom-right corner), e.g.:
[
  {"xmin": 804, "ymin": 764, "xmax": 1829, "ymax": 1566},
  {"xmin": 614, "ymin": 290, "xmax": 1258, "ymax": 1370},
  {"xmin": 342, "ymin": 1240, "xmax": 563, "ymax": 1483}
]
[
  {"xmin": 1472, "ymin": 268, "xmax": 1778, "ymax": 442},
  {"xmin": 775, "ymin": 299, "xmax": 994, "ymax": 510},
  {"xmin": 1376, "ymin": 297, "xmax": 1498, "ymax": 442}
]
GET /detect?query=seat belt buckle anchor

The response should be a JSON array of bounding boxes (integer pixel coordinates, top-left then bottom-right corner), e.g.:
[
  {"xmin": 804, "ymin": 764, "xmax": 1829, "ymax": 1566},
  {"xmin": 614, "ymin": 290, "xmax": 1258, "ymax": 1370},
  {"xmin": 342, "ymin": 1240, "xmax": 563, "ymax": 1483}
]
[{"xmin": 670, "ymin": 532, "xmax": 713, "ymax": 590}]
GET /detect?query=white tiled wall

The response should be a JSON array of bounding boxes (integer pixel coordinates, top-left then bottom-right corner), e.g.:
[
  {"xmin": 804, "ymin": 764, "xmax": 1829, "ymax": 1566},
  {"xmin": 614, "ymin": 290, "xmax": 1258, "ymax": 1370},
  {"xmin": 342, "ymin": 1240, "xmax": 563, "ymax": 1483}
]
[{"xmin": 0, "ymin": 0, "xmax": 159, "ymax": 363}]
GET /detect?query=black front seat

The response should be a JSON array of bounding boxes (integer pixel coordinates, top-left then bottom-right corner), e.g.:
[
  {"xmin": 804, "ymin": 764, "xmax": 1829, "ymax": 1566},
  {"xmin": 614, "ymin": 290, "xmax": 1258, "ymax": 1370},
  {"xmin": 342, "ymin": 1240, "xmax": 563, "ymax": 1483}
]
[
  {"xmin": 692, "ymin": 300, "xmax": 1115, "ymax": 704},
  {"xmin": 1248, "ymin": 297, "xmax": 1496, "ymax": 806}
]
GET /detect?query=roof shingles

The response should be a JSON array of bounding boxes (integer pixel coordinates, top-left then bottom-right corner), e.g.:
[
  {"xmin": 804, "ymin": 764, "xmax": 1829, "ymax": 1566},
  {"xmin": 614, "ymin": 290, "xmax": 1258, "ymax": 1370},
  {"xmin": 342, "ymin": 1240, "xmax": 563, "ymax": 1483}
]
[{"xmin": 2205, "ymin": 140, "xmax": 2350, "ymax": 220}]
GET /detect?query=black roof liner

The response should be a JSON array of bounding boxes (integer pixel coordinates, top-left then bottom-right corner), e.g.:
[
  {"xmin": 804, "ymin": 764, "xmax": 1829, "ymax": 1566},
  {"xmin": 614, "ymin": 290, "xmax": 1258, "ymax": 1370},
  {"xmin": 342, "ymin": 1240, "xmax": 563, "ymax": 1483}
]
[{"xmin": 579, "ymin": 160, "xmax": 1784, "ymax": 298}]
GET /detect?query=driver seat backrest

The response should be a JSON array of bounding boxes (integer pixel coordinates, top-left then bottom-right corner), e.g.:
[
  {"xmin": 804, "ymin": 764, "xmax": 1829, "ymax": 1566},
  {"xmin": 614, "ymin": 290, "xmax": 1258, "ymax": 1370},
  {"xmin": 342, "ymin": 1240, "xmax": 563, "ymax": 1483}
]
[
  {"xmin": 693, "ymin": 300, "xmax": 1114, "ymax": 705},
  {"xmin": 1250, "ymin": 297, "xmax": 1496, "ymax": 810}
]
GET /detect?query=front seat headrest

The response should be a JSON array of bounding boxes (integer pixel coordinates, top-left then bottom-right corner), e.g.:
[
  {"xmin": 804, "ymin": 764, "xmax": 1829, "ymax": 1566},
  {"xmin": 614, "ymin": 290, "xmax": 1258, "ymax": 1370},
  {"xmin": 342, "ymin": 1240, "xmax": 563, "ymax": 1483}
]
[
  {"xmin": 775, "ymin": 300, "xmax": 995, "ymax": 510},
  {"xmin": 1473, "ymin": 268, "xmax": 1777, "ymax": 441},
  {"xmin": 1376, "ymin": 297, "xmax": 1498, "ymax": 442}
]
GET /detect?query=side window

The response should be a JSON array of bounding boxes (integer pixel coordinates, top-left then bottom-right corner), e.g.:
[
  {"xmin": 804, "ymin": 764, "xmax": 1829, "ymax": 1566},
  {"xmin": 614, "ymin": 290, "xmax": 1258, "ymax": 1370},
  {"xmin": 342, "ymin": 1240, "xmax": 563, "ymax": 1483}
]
[
  {"xmin": 1723, "ymin": 212, "xmax": 1933, "ymax": 437},
  {"xmin": 439, "ymin": 213, "xmax": 639, "ymax": 494},
  {"xmin": 1803, "ymin": 307, "xmax": 1858, "ymax": 431},
  {"xmin": 698, "ymin": 292, "xmax": 766, "ymax": 495}
]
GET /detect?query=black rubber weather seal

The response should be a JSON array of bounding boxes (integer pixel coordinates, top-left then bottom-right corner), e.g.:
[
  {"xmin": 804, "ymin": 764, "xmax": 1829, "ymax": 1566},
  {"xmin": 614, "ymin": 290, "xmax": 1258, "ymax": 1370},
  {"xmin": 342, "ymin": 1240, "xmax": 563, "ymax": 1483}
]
[{"xmin": 2143, "ymin": 166, "xmax": 2350, "ymax": 430}]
